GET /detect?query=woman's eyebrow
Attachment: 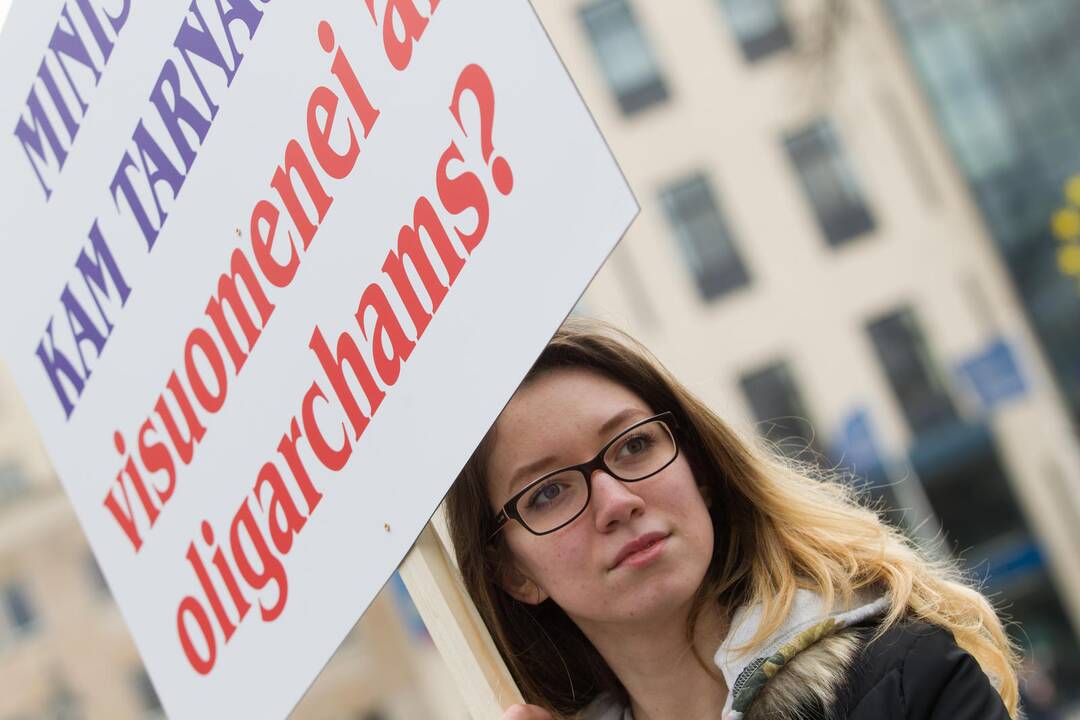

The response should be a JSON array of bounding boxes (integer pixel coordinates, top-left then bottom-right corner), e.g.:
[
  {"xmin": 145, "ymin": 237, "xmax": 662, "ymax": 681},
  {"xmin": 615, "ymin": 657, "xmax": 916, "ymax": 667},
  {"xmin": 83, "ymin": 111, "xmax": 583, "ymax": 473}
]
[
  {"xmin": 596, "ymin": 407, "xmax": 650, "ymax": 438},
  {"xmin": 507, "ymin": 455, "xmax": 560, "ymax": 495}
]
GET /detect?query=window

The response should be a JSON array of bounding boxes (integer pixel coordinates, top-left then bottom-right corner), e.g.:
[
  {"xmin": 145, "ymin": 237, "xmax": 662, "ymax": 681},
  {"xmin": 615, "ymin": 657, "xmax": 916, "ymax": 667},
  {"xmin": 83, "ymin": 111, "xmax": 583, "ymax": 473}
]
[
  {"xmin": 86, "ymin": 552, "xmax": 109, "ymax": 597},
  {"xmin": 0, "ymin": 461, "xmax": 28, "ymax": 504},
  {"xmin": 718, "ymin": 0, "xmax": 792, "ymax": 61},
  {"xmin": 132, "ymin": 666, "xmax": 163, "ymax": 718},
  {"xmin": 785, "ymin": 119, "xmax": 875, "ymax": 246},
  {"xmin": 739, "ymin": 360, "xmax": 822, "ymax": 460},
  {"xmin": 3, "ymin": 581, "xmax": 38, "ymax": 637},
  {"xmin": 45, "ymin": 671, "xmax": 80, "ymax": 720},
  {"xmin": 581, "ymin": 0, "xmax": 668, "ymax": 115},
  {"xmin": 909, "ymin": 423, "xmax": 1022, "ymax": 556},
  {"xmin": 661, "ymin": 174, "xmax": 749, "ymax": 300},
  {"xmin": 867, "ymin": 307, "xmax": 957, "ymax": 435}
]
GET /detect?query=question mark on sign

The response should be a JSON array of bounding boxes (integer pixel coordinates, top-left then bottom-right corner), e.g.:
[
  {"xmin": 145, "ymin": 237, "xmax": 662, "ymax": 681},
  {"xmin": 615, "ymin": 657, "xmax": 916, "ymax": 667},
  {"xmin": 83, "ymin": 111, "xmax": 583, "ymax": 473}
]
[{"xmin": 449, "ymin": 64, "xmax": 514, "ymax": 196}]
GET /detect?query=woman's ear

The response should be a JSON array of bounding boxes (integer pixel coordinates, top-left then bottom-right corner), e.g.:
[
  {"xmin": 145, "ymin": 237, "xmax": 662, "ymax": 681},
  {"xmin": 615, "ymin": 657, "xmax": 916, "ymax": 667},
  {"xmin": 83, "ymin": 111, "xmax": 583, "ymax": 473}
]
[{"xmin": 499, "ymin": 561, "xmax": 550, "ymax": 605}]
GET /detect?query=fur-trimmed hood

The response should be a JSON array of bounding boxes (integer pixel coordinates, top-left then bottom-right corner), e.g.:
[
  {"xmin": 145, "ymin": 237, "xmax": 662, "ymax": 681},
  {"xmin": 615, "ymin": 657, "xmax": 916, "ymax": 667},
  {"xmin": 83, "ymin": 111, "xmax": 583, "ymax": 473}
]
[
  {"xmin": 717, "ymin": 591, "xmax": 889, "ymax": 719},
  {"xmin": 581, "ymin": 591, "xmax": 890, "ymax": 720}
]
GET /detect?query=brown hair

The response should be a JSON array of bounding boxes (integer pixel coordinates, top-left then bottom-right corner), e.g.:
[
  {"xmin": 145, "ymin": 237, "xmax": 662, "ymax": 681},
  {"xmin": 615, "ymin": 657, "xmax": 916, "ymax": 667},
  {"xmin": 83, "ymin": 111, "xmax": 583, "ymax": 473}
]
[{"xmin": 445, "ymin": 317, "xmax": 1020, "ymax": 718}]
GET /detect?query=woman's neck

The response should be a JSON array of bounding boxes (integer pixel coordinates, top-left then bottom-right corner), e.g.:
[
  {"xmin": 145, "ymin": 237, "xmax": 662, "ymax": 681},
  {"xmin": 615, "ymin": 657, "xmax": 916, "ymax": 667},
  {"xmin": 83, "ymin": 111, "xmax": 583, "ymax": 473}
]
[{"xmin": 580, "ymin": 602, "xmax": 729, "ymax": 720}]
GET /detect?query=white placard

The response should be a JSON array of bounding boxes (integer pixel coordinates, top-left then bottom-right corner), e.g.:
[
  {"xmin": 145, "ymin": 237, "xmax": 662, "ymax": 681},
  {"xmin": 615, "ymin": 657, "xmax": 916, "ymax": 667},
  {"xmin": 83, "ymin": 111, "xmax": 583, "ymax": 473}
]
[{"xmin": 0, "ymin": 0, "xmax": 636, "ymax": 716}]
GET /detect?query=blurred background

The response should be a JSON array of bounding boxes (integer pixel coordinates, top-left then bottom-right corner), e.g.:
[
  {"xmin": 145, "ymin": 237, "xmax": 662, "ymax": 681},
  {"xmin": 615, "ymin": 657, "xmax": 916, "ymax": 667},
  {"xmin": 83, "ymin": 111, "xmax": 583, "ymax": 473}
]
[{"xmin": 2, "ymin": 0, "xmax": 1080, "ymax": 717}]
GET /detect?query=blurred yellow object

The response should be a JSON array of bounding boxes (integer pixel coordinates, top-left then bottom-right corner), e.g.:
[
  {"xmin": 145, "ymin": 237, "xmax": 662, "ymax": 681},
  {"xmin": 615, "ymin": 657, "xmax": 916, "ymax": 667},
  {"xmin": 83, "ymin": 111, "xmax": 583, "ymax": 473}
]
[
  {"xmin": 1051, "ymin": 208, "xmax": 1080, "ymax": 242},
  {"xmin": 1057, "ymin": 244, "xmax": 1080, "ymax": 277},
  {"xmin": 1065, "ymin": 175, "xmax": 1080, "ymax": 208},
  {"xmin": 1052, "ymin": 176, "xmax": 1080, "ymax": 285}
]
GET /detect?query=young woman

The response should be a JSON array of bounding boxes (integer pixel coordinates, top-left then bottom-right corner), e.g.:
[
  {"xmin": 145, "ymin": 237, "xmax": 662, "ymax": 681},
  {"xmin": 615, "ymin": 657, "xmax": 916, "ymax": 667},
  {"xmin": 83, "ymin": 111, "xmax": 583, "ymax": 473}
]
[{"xmin": 446, "ymin": 318, "xmax": 1019, "ymax": 720}]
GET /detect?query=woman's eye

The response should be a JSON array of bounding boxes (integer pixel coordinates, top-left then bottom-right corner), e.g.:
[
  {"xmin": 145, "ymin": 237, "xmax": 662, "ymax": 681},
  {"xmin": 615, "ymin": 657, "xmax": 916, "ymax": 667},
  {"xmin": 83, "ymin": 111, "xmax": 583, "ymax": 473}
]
[
  {"xmin": 526, "ymin": 482, "xmax": 564, "ymax": 509},
  {"xmin": 617, "ymin": 432, "xmax": 654, "ymax": 457}
]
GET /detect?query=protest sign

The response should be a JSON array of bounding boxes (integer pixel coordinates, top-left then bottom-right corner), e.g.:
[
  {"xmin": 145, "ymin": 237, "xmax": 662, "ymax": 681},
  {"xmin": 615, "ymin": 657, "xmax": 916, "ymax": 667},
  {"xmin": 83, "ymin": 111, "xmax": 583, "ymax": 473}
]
[{"xmin": 0, "ymin": 0, "xmax": 637, "ymax": 715}]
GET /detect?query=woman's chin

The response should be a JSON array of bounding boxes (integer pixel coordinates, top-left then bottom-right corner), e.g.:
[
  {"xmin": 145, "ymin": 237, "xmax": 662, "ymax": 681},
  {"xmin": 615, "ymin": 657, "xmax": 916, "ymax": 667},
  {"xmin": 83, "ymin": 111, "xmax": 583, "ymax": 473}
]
[{"xmin": 568, "ymin": 572, "xmax": 705, "ymax": 628}]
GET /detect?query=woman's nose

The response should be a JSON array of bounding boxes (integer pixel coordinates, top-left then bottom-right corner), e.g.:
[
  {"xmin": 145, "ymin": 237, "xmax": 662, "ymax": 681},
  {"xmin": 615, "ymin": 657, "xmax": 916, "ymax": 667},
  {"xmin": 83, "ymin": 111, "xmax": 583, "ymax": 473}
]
[{"xmin": 590, "ymin": 470, "xmax": 645, "ymax": 530}]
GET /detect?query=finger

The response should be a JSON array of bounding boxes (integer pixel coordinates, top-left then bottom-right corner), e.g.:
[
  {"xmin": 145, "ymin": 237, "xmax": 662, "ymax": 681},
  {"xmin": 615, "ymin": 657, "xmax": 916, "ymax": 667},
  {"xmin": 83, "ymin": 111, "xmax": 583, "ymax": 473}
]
[{"xmin": 501, "ymin": 703, "xmax": 554, "ymax": 720}]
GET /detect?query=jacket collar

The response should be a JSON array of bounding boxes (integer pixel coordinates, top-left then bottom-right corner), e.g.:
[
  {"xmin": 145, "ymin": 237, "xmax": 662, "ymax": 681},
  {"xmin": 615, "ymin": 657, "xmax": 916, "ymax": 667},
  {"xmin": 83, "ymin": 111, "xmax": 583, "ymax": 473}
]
[{"xmin": 715, "ymin": 589, "xmax": 890, "ymax": 718}]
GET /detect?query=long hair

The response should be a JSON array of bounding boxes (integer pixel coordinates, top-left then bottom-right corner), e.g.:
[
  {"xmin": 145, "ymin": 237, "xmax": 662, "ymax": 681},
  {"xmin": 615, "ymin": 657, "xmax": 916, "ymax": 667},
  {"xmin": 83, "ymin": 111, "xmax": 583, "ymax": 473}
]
[{"xmin": 445, "ymin": 317, "xmax": 1020, "ymax": 718}]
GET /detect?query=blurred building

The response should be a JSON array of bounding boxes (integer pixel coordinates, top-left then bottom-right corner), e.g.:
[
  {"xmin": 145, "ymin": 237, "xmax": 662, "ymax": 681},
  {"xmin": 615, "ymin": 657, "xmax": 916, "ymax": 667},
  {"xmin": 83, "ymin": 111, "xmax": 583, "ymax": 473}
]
[{"xmin": 533, "ymin": 0, "xmax": 1080, "ymax": 715}]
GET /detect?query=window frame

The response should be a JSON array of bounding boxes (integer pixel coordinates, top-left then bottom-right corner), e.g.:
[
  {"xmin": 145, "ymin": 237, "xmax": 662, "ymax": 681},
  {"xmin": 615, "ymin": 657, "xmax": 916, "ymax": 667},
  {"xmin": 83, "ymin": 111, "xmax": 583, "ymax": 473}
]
[
  {"xmin": 660, "ymin": 172, "xmax": 750, "ymax": 301},
  {"xmin": 718, "ymin": 0, "xmax": 794, "ymax": 62},
  {"xmin": 784, "ymin": 118, "xmax": 876, "ymax": 246},
  {"xmin": 580, "ymin": 0, "xmax": 670, "ymax": 115}
]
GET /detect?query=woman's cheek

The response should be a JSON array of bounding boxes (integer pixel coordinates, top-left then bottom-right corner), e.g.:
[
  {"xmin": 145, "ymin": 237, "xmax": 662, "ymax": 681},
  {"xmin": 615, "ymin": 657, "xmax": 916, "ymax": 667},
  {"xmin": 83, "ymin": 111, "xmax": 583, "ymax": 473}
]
[{"xmin": 539, "ymin": 533, "xmax": 595, "ymax": 595}]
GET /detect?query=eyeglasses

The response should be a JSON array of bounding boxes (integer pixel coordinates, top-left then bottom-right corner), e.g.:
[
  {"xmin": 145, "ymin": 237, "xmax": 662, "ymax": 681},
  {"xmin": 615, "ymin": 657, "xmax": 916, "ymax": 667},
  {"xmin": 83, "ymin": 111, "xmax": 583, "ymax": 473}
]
[{"xmin": 490, "ymin": 412, "xmax": 679, "ymax": 538}]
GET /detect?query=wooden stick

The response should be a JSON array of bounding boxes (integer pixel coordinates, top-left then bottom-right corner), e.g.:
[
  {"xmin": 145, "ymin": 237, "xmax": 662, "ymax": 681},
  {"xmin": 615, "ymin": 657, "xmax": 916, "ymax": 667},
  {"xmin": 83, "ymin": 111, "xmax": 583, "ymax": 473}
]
[{"xmin": 399, "ymin": 516, "xmax": 523, "ymax": 719}]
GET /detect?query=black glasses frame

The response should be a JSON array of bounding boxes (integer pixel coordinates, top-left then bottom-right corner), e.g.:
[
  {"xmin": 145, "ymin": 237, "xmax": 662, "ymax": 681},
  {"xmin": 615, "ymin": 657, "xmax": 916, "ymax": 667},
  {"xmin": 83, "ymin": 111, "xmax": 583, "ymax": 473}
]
[{"xmin": 489, "ymin": 411, "xmax": 679, "ymax": 539}]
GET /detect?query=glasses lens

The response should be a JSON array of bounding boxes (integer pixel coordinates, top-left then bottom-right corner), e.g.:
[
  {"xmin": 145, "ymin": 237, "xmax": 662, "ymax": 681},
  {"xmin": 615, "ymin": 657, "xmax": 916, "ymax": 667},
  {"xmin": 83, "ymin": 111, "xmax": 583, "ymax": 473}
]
[
  {"xmin": 517, "ymin": 470, "xmax": 589, "ymax": 534},
  {"xmin": 603, "ymin": 420, "xmax": 677, "ymax": 481}
]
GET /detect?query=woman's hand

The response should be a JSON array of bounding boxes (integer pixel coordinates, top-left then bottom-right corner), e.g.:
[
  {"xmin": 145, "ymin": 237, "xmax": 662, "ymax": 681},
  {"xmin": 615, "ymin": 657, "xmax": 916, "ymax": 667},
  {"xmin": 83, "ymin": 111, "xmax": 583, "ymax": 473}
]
[{"xmin": 501, "ymin": 703, "xmax": 555, "ymax": 720}]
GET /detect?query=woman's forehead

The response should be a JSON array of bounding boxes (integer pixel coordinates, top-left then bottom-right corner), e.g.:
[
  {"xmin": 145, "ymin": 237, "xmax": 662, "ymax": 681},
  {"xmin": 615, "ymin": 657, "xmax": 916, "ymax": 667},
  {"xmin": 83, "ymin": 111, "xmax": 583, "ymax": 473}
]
[
  {"xmin": 487, "ymin": 368, "xmax": 652, "ymax": 476},
  {"xmin": 501, "ymin": 367, "xmax": 650, "ymax": 430}
]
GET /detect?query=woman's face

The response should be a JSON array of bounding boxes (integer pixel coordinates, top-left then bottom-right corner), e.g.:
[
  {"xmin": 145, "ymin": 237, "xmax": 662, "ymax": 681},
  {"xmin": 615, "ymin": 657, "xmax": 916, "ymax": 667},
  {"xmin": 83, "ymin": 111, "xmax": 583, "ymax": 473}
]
[{"xmin": 486, "ymin": 367, "xmax": 715, "ymax": 628}]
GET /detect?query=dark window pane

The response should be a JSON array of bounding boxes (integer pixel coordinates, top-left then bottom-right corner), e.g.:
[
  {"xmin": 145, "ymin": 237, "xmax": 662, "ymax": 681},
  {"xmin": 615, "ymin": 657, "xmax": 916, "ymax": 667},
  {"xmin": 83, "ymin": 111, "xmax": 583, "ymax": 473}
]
[
  {"xmin": 740, "ymin": 361, "xmax": 822, "ymax": 461},
  {"xmin": 867, "ymin": 307, "xmax": 957, "ymax": 435},
  {"xmin": 46, "ymin": 671, "xmax": 80, "ymax": 720},
  {"xmin": 909, "ymin": 422, "xmax": 1023, "ymax": 553},
  {"xmin": 4, "ymin": 582, "xmax": 37, "ymax": 635},
  {"xmin": 86, "ymin": 552, "xmax": 109, "ymax": 597},
  {"xmin": 661, "ymin": 174, "xmax": 749, "ymax": 300},
  {"xmin": 0, "ymin": 461, "xmax": 29, "ymax": 504},
  {"xmin": 719, "ymin": 0, "xmax": 792, "ymax": 61},
  {"xmin": 132, "ymin": 667, "xmax": 162, "ymax": 713},
  {"xmin": 581, "ymin": 0, "xmax": 668, "ymax": 115},
  {"xmin": 785, "ymin": 119, "xmax": 875, "ymax": 245}
]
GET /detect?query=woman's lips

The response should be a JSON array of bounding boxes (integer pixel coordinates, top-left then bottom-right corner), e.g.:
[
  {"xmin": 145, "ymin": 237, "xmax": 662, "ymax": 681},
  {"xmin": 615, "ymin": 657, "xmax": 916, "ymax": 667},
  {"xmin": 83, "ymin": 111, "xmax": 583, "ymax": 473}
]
[{"xmin": 610, "ymin": 532, "xmax": 669, "ymax": 570}]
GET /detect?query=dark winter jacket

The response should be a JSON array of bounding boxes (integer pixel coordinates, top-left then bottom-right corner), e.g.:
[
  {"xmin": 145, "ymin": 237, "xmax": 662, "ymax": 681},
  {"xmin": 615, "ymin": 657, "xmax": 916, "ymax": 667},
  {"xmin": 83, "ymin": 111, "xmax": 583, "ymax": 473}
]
[
  {"xmin": 746, "ymin": 619, "xmax": 1011, "ymax": 719},
  {"xmin": 582, "ymin": 590, "xmax": 1011, "ymax": 719}
]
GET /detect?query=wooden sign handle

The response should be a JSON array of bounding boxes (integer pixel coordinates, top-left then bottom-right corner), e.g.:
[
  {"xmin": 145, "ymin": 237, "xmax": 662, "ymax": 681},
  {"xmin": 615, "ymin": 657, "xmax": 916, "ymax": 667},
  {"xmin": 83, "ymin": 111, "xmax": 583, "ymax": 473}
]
[{"xmin": 399, "ymin": 510, "xmax": 523, "ymax": 718}]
